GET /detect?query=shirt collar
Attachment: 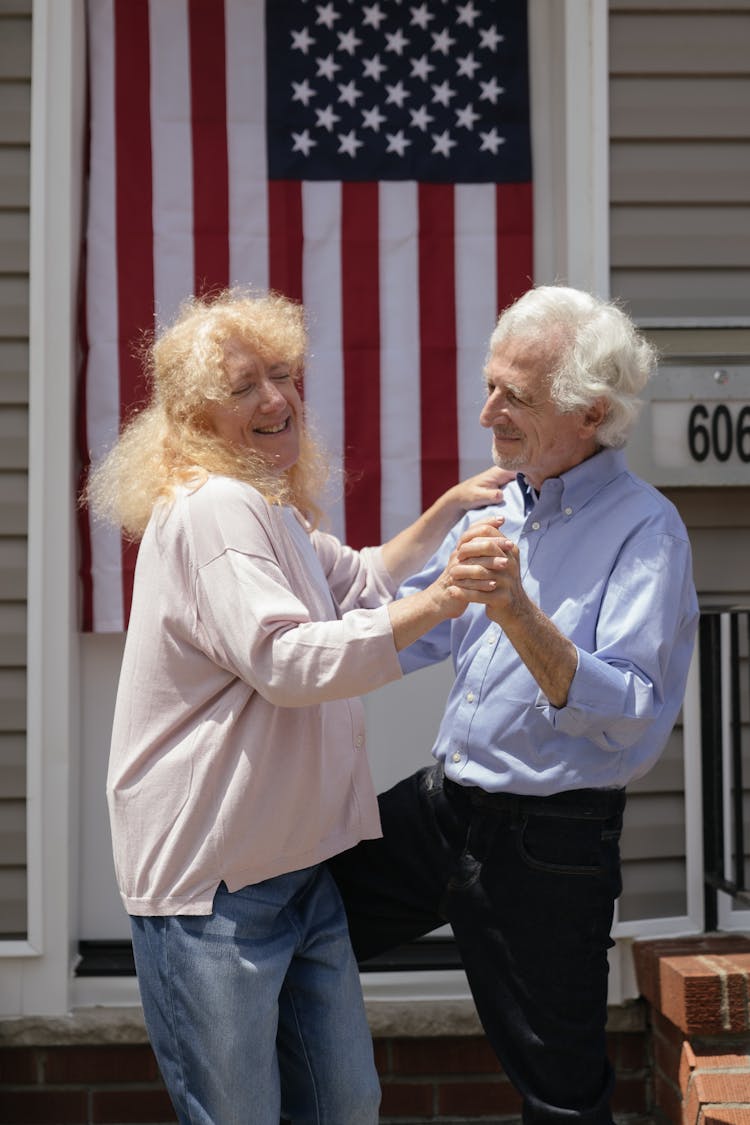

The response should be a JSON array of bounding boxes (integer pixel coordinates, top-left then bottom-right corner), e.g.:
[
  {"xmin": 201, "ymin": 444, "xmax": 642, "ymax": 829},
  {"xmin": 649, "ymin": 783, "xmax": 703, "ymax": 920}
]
[{"xmin": 520, "ymin": 448, "xmax": 629, "ymax": 515}]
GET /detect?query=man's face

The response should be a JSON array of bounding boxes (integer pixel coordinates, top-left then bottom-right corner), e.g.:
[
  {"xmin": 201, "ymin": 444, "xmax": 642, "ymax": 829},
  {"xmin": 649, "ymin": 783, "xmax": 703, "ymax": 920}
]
[{"xmin": 480, "ymin": 334, "xmax": 602, "ymax": 490}]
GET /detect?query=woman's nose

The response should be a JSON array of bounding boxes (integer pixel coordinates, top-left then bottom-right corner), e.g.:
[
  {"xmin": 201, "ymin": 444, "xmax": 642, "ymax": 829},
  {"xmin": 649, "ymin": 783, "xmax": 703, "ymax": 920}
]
[{"xmin": 257, "ymin": 378, "xmax": 285, "ymax": 407}]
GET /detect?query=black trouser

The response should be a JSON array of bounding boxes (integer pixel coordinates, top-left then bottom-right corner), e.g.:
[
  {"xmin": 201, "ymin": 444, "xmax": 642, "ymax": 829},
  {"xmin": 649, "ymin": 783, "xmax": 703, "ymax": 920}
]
[{"xmin": 329, "ymin": 763, "xmax": 625, "ymax": 1124}]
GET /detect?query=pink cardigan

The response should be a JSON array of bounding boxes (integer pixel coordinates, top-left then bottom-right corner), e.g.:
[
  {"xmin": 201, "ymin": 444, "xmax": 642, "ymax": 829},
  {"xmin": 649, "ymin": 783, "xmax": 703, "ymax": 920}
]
[{"xmin": 107, "ymin": 476, "xmax": 402, "ymax": 915}]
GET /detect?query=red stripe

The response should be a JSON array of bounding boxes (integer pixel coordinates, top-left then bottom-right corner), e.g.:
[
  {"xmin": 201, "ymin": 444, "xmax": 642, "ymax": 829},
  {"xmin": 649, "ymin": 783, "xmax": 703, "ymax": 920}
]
[
  {"xmin": 496, "ymin": 181, "xmax": 534, "ymax": 314},
  {"xmin": 341, "ymin": 183, "xmax": 381, "ymax": 548},
  {"xmin": 189, "ymin": 0, "xmax": 230, "ymax": 293},
  {"xmin": 114, "ymin": 0, "xmax": 155, "ymax": 624},
  {"xmin": 418, "ymin": 183, "xmax": 459, "ymax": 509},
  {"xmin": 268, "ymin": 180, "xmax": 304, "ymax": 303}
]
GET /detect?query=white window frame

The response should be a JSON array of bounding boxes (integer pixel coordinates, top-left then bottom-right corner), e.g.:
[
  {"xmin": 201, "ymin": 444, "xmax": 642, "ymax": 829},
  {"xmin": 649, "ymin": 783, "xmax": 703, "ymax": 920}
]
[{"xmin": 5, "ymin": 0, "xmax": 705, "ymax": 1022}]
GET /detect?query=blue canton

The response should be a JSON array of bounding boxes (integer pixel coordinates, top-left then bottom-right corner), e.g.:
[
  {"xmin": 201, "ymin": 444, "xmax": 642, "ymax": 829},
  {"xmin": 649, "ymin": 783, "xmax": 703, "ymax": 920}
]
[{"xmin": 266, "ymin": 0, "xmax": 531, "ymax": 182}]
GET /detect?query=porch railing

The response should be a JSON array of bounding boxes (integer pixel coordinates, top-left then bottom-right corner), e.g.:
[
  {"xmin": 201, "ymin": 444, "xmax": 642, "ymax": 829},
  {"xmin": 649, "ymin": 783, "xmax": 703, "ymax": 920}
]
[{"xmin": 699, "ymin": 605, "xmax": 750, "ymax": 930}]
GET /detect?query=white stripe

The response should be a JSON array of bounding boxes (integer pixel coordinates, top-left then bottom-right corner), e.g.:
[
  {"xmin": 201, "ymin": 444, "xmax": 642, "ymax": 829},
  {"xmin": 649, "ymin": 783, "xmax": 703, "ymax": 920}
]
[
  {"xmin": 149, "ymin": 0, "xmax": 193, "ymax": 330},
  {"xmin": 455, "ymin": 183, "xmax": 497, "ymax": 479},
  {"xmin": 226, "ymin": 0, "xmax": 269, "ymax": 290},
  {"xmin": 86, "ymin": 0, "xmax": 124, "ymax": 632},
  {"xmin": 300, "ymin": 182, "xmax": 345, "ymax": 541},
  {"xmin": 379, "ymin": 182, "xmax": 422, "ymax": 541}
]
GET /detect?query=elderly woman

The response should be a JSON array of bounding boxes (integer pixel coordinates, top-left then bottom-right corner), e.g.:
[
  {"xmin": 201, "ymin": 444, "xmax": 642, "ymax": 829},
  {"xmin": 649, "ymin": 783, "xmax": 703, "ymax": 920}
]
[{"xmin": 87, "ymin": 288, "xmax": 506, "ymax": 1125}]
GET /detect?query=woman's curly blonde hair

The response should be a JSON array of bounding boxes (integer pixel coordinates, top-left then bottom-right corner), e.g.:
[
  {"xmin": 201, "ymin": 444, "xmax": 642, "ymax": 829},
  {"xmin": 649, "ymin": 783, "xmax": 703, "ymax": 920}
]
[{"xmin": 85, "ymin": 288, "xmax": 330, "ymax": 539}]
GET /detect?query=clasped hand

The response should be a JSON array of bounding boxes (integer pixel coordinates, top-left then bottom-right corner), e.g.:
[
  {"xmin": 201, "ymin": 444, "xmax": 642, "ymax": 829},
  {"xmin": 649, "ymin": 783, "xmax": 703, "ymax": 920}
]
[{"xmin": 448, "ymin": 519, "xmax": 524, "ymax": 621}]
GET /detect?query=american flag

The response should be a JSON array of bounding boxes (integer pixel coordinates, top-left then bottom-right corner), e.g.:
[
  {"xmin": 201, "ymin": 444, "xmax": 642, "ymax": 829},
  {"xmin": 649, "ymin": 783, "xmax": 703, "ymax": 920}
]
[{"xmin": 80, "ymin": 0, "xmax": 532, "ymax": 632}]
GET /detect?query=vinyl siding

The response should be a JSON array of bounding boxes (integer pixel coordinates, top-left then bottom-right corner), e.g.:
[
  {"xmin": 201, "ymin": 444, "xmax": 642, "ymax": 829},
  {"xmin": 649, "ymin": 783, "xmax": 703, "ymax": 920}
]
[{"xmin": 0, "ymin": 0, "xmax": 31, "ymax": 938}]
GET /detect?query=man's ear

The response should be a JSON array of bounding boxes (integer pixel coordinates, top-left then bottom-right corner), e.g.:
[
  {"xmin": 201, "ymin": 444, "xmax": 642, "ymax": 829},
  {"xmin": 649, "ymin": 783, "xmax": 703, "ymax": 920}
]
[{"xmin": 580, "ymin": 397, "xmax": 608, "ymax": 435}]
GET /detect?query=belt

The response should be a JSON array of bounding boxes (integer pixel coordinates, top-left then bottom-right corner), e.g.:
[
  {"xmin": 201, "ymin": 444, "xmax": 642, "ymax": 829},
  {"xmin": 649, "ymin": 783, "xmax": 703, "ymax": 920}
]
[{"xmin": 442, "ymin": 775, "xmax": 626, "ymax": 820}]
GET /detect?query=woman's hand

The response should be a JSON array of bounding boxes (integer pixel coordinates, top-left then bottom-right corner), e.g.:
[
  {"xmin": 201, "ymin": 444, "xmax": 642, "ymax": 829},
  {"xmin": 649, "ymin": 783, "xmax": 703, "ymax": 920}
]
[{"xmin": 441, "ymin": 466, "xmax": 513, "ymax": 521}]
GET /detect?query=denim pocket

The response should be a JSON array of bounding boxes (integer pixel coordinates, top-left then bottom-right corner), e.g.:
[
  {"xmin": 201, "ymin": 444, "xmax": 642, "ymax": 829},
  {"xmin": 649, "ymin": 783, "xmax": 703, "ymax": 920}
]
[{"xmin": 517, "ymin": 813, "xmax": 615, "ymax": 876}]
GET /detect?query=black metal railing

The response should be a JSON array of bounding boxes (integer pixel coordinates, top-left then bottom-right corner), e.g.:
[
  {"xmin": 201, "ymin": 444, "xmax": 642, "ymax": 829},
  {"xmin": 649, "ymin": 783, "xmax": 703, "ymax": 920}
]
[{"xmin": 699, "ymin": 606, "xmax": 750, "ymax": 930}]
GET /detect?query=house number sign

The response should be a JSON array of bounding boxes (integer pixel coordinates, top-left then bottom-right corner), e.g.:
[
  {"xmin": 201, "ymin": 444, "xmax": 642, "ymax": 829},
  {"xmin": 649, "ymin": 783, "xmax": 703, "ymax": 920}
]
[{"xmin": 627, "ymin": 363, "xmax": 750, "ymax": 486}]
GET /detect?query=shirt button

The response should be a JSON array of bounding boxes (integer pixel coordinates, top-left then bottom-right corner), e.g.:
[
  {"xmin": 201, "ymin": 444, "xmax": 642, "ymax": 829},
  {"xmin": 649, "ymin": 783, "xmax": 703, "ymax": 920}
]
[
  {"xmin": 531, "ymin": 520, "xmax": 541, "ymax": 530},
  {"xmin": 466, "ymin": 691, "xmax": 475, "ymax": 702},
  {"xmin": 452, "ymin": 751, "xmax": 461, "ymax": 763},
  {"xmin": 487, "ymin": 634, "xmax": 495, "ymax": 644},
  {"xmin": 564, "ymin": 506, "xmax": 573, "ymax": 516},
  {"xmin": 355, "ymin": 735, "xmax": 364, "ymax": 749}
]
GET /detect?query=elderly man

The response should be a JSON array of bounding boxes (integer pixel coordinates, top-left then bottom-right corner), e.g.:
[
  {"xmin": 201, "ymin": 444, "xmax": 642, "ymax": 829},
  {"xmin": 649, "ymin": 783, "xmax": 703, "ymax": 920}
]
[{"xmin": 330, "ymin": 286, "xmax": 699, "ymax": 1124}]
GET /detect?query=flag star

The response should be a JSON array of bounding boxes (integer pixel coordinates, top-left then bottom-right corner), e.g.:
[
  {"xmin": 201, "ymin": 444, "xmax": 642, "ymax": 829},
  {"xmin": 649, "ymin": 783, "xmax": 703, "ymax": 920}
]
[
  {"xmin": 410, "ymin": 104, "xmax": 434, "ymax": 131},
  {"xmin": 431, "ymin": 28, "xmax": 455, "ymax": 55},
  {"xmin": 457, "ymin": 52, "xmax": 480, "ymax": 79},
  {"xmin": 362, "ymin": 105, "xmax": 387, "ymax": 131},
  {"xmin": 291, "ymin": 129, "xmax": 317, "ymax": 156},
  {"xmin": 363, "ymin": 54, "xmax": 387, "ymax": 81},
  {"xmin": 455, "ymin": 102, "xmax": 480, "ymax": 130},
  {"xmin": 316, "ymin": 53, "xmax": 341, "ymax": 80},
  {"xmin": 479, "ymin": 76, "xmax": 504, "ymax": 104},
  {"xmin": 410, "ymin": 53, "xmax": 434, "ymax": 81},
  {"xmin": 362, "ymin": 3, "xmax": 387, "ymax": 30},
  {"xmin": 431, "ymin": 79, "xmax": 455, "ymax": 107},
  {"xmin": 456, "ymin": 1, "xmax": 479, "ymax": 27},
  {"xmin": 385, "ymin": 80, "xmax": 410, "ymax": 108},
  {"xmin": 431, "ymin": 129, "xmax": 457, "ymax": 157},
  {"xmin": 315, "ymin": 103, "xmax": 341, "ymax": 131},
  {"xmin": 337, "ymin": 28, "xmax": 362, "ymax": 55},
  {"xmin": 338, "ymin": 129, "xmax": 363, "ymax": 157},
  {"xmin": 409, "ymin": 3, "xmax": 433, "ymax": 29},
  {"xmin": 291, "ymin": 27, "xmax": 316, "ymax": 54},
  {"xmin": 315, "ymin": 3, "xmax": 340, "ymax": 30},
  {"xmin": 480, "ymin": 127, "xmax": 506, "ymax": 153},
  {"xmin": 386, "ymin": 130, "xmax": 412, "ymax": 156},
  {"xmin": 291, "ymin": 79, "xmax": 316, "ymax": 106},
  {"xmin": 479, "ymin": 24, "xmax": 505, "ymax": 51},
  {"xmin": 385, "ymin": 29, "xmax": 410, "ymax": 54},
  {"xmin": 337, "ymin": 79, "xmax": 362, "ymax": 107}
]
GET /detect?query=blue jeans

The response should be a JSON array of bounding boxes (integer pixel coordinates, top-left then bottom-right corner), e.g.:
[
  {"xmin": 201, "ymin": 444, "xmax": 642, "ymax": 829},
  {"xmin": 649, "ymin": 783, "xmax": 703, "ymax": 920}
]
[
  {"xmin": 329, "ymin": 764, "xmax": 625, "ymax": 1124},
  {"xmin": 130, "ymin": 865, "xmax": 380, "ymax": 1125}
]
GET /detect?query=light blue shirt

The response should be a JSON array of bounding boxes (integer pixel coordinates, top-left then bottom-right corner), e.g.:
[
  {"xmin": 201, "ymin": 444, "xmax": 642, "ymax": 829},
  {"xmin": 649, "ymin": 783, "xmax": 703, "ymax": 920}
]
[{"xmin": 399, "ymin": 448, "xmax": 699, "ymax": 795}]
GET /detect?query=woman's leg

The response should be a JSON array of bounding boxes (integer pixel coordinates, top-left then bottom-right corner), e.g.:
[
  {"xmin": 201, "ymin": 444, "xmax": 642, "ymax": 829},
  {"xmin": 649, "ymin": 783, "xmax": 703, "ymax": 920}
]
[
  {"xmin": 276, "ymin": 866, "xmax": 380, "ymax": 1125},
  {"xmin": 131, "ymin": 871, "xmax": 349, "ymax": 1125}
]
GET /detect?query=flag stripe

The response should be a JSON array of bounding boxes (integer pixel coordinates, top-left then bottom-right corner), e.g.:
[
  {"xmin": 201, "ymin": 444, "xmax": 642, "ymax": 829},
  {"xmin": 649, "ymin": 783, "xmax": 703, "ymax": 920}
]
[
  {"xmin": 114, "ymin": 0, "xmax": 154, "ymax": 621},
  {"xmin": 418, "ymin": 183, "xmax": 459, "ymax": 510},
  {"xmin": 496, "ymin": 181, "xmax": 534, "ymax": 314},
  {"xmin": 150, "ymin": 0, "xmax": 193, "ymax": 328},
  {"xmin": 268, "ymin": 181, "xmax": 304, "ymax": 303},
  {"xmin": 378, "ymin": 182, "xmax": 421, "ymax": 542},
  {"xmin": 342, "ymin": 182, "xmax": 381, "ymax": 547},
  {"xmin": 189, "ymin": 0, "xmax": 230, "ymax": 293}
]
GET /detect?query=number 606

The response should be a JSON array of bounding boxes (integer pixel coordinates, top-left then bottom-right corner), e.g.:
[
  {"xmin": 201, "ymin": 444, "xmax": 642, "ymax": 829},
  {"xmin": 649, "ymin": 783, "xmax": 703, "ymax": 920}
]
[{"xmin": 687, "ymin": 404, "xmax": 750, "ymax": 463}]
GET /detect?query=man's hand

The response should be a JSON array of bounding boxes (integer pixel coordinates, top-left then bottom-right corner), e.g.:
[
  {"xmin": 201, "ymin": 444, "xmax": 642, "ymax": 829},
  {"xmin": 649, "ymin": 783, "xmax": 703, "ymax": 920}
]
[{"xmin": 448, "ymin": 522, "xmax": 578, "ymax": 709}]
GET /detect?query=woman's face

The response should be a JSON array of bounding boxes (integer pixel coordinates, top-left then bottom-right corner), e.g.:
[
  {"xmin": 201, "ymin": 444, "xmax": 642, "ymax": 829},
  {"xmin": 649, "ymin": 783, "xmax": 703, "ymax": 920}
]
[{"xmin": 204, "ymin": 340, "xmax": 303, "ymax": 472}]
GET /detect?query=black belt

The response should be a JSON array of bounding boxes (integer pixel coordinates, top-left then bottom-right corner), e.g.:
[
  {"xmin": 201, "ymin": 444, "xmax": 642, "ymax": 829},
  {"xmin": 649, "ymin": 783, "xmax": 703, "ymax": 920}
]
[{"xmin": 442, "ymin": 775, "xmax": 626, "ymax": 820}]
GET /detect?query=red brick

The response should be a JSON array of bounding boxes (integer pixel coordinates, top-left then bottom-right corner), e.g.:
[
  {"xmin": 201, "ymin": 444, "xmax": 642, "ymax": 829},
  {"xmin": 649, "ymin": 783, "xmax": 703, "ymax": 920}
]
[
  {"xmin": 684, "ymin": 1070, "xmax": 750, "ymax": 1125},
  {"xmin": 702, "ymin": 1110, "xmax": 750, "ymax": 1125},
  {"xmin": 612, "ymin": 1072, "xmax": 650, "ymax": 1114},
  {"xmin": 438, "ymin": 1078, "xmax": 523, "ymax": 1116},
  {"xmin": 390, "ymin": 1035, "xmax": 501, "ymax": 1076},
  {"xmin": 42, "ymin": 1045, "xmax": 161, "ymax": 1085},
  {"xmin": 608, "ymin": 1030, "xmax": 649, "ymax": 1072},
  {"xmin": 378, "ymin": 1080, "xmax": 434, "ymax": 1117},
  {"xmin": 653, "ymin": 1069, "xmax": 683, "ymax": 1125},
  {"xmin": 0, "ymin": 1046, "xmax": 40, "ymax": 1084},
  {"xmin": 372, "ymin": 1038, "xmax": 390, "ymax": 1075},
  {"xmin": 0, "ymin": 1089, "xmax": 88, "ymax": 1125},
  {"xmin": 634, "ymin": 937, "xmax": 750, "ymax": 1013},
  {"xmin": 91, "ymin": 1087, "xmax": 177, "ymax": 1124}
]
